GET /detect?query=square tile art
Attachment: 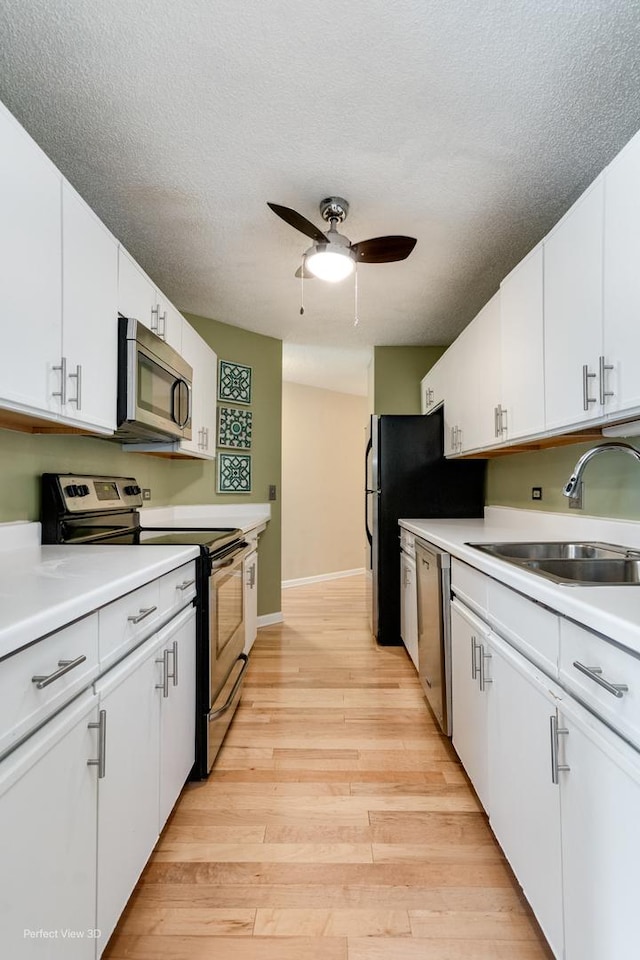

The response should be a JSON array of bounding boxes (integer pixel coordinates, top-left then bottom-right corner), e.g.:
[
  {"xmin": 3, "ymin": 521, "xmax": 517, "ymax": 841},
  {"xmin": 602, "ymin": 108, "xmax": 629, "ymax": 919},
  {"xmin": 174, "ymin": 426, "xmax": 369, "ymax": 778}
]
[
  {"xmin": 218, "ymin": 360, "xmax": 252, "ymax": 405},
  {"xmin": 217, "ymin": 453, "xmax": 252, "ymax": 494},
  {"xmin": 218, "ymin": 406, "xmax": 252, "ymax": 449}
]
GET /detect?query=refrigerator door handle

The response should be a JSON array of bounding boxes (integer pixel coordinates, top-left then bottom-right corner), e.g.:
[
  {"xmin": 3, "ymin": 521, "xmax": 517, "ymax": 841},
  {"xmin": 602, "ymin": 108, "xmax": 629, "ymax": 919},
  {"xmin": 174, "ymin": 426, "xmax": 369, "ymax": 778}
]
[{"xmin": 365, "ymin": 437, "xmax": 373, "ymax": 546}]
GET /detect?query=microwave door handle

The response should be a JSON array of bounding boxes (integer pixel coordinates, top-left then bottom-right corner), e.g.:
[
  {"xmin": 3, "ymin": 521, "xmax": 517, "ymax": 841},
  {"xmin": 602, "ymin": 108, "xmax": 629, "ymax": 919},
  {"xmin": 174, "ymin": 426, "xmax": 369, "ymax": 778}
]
[{"xmin": 171, "ymin": 378, "xmax": 190, "ymax": 428}]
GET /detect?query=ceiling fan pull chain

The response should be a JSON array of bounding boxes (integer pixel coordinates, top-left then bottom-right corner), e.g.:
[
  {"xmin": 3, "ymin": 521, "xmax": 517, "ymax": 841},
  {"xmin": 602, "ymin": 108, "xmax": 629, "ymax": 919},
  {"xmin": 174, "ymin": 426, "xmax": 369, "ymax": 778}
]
[
  {"xmin": 300, "ymin": 256, "xmax": 305, "ymax": 315},
  {"xmin": 353, "ymin": 264, "xmax": 359, "ymax": 326}
]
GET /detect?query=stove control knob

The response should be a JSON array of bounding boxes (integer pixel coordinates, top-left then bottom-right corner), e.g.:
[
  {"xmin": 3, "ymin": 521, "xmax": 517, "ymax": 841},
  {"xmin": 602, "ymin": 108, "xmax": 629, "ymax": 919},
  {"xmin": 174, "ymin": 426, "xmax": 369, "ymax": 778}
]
[
  {"xmin": 64, "ymin": 484, "xmax": 79, "ymax": 498},
  {"xmin": 124, "ymin": 484, "xmax": 141, "ymax": 496},
  {"xmin": 77, "ymin": 484, "xmax": 90, "ymax": 497}
]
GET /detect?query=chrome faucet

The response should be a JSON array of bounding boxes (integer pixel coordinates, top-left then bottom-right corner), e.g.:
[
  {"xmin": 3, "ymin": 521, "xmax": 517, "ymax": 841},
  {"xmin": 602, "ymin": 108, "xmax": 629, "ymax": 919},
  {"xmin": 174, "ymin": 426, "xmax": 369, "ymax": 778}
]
[{"xmin": 563, "ymin": 442, "xmax": 640, "ymax": 499}]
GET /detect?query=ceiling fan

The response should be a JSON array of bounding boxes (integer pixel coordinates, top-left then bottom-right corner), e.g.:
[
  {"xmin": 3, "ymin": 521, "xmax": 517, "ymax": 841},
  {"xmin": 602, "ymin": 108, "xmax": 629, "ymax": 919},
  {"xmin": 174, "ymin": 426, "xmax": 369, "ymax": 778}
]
[{"xmin": 267, "ymin": 197, "xmax": 417, "ymax": 283}]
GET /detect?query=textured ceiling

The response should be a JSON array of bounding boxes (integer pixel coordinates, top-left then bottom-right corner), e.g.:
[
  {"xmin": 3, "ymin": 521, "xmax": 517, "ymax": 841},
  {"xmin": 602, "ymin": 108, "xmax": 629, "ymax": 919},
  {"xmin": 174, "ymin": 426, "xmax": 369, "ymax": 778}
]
[{"xmin": 1, "ymin": 1, "xmax": 640, "ymax": 392}]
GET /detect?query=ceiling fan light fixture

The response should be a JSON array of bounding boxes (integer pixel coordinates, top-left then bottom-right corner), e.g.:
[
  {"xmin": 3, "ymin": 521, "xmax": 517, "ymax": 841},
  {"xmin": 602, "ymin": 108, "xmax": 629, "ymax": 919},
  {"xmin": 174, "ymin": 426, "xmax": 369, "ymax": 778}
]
[{"xmin": 305, "ymin": 246, "xmax": 355, "ymax": 283}]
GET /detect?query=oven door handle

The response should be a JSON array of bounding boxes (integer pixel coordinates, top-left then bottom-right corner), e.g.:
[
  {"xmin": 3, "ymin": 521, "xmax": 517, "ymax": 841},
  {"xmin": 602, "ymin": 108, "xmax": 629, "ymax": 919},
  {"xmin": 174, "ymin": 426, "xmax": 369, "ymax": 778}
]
[{"xmin": 208, "ymin": 654, "xmax": 249, "ymax": 722}]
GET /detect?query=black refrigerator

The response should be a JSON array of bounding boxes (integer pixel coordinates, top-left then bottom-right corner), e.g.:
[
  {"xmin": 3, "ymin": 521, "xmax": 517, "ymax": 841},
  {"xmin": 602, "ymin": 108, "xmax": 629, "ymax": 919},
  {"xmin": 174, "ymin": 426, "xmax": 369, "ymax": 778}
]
[{"xmin": 366, "ymin": 409, "xmax": 486, "ymax": 646}]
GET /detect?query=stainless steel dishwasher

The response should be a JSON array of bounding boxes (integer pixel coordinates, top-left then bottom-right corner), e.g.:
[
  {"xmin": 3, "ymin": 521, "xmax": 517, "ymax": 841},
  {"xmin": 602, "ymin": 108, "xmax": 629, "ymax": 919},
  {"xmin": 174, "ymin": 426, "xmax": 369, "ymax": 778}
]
[{"xmin": 415, "ymin": 538, "xmax": 452, "ymax": 736}]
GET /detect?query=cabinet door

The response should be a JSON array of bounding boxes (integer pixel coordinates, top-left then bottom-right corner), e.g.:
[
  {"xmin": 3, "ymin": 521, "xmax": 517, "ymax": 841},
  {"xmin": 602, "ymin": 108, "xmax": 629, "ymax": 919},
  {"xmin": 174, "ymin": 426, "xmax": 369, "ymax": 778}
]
[
  {"xmin": 544, "ymin": 179, "xmax": 604, "ymax": 430},
  {"xmin": 421, "ymin": 357, "xmax": 445, "ymax": 414},
  {"xmin": 559, "ymin": 697, "xmax": 640, "ymax": 960},
  {"xmin": 488, "ymin": 636, "xmax": 563, "ymax": 959},
  {"xmin": 500, "ymin": 244, "xmax": 545, "ymax": 441},
  {"xmin": 450, "ymin": 600, "xmax": 491, "ymax": 810},
  {"xmin": 95, "ymin": 639, "xmax": 161, "ymax": 946},
  {"xmin": 156, "ymin": 291, "xmax": 183, "ymax": 352},
  {"xmin": 117, "ymin": 247, "xmax": 158, "ymax": 332},
  {"xmin": 0, "ymin": 691, "xmax": 98, "ymax": 959},
  {"xmin": 0, "ymin": 102, "xmax": 62, "ymax": 416},
  {"xmin": 603, "ymin": 130, "xmax": 640, "ymax": 417},
  {"xmin": 158, "ymin": 608, "xmax": 197, "ymax": 828},
  {"xmin": 61, "ymin": 182, "xmax": 118, "ymax": 433},
  {"xmin": 179, "ymin": 320, "xmax": 216, "ymax": 459},
  {"xmin": 400, "ymin": 552, "xmax": 418, "ymax": 671},
  {"xmin": 442, "ymin": 337, "xmax": 464, "ymax": 456},
  {"xmin": 244, "ymin": 549, "xmax": 258, "ymax": 655}
]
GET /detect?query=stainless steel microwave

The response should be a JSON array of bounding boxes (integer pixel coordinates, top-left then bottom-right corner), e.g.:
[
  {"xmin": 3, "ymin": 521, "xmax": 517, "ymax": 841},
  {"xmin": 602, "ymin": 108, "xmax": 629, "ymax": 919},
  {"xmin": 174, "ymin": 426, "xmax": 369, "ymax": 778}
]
[{"xmin": 115, "ymin": 316, "xmax": 193, "ymax": 442}]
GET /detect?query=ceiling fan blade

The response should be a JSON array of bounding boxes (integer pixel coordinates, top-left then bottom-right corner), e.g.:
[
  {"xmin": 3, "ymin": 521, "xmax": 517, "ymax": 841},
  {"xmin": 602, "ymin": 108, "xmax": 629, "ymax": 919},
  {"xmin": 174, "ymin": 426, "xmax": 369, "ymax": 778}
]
[
  {"xmin": 295, "ymin": 264, "xmax": 315, "ymax": 279},
  {"xmin": 351, "ymin": 235, "xmax": 417, "ymax": 263},
  {"xmin": 267, "ymin": 202, "xmax": 327, "ymax": 245}
]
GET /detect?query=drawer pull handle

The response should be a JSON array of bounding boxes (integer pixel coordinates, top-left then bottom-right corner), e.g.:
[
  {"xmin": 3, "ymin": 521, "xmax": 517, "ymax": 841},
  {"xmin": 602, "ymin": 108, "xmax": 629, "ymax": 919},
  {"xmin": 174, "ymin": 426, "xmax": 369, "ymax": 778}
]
[
  {"xmin": 177, "ymin": 579, "xmax": 196, "ymax": 591},
  {"xmin": 550, "ymin": 715, "xmax": 570, "ymax": 784},
  {"xmin": 127, "ymin": 605, "xmax": 158, "ymax": 624},
  {"xmin": 573, "ymin": 661, "xmax": 629, "ymax": 698},
  {"xmin": 168, "ymin": 639, "xmax": 179, "ymax": 687},
  {"xmin": 32, "ymin": 654, "xmax": 87, "ymax": 689},
  {"xmin": 87, "ymin": 709, "xmax": 107, "ymax": 778}
]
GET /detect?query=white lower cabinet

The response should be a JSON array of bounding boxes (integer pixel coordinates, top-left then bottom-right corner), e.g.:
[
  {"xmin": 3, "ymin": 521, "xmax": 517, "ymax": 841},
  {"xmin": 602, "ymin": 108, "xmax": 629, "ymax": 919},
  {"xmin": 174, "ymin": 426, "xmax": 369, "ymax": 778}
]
[
  {"xmin": 488, "ymin": 635, "xmax": 564, "ymax": 958},
  {"xmin": 243, "ymin": 549, "xmax": 258, "ymax": 655},
  {"xmin": 95, "ymin": 635, "xmax": 162, "ymax": 947},
  {"xmin": 158, "ymin": 608, "xmax": 196, "ymax": 828},
  {"xmin": 558, "ymin": 696, "xmax": 640, "ymax": 960},
  {"xmin": 0, "ymin": 691, "xmax": 98, "ymax": 959},
  {"xmin": 450, "ymin": 599, "xmax": 491, "ymax": 810}
]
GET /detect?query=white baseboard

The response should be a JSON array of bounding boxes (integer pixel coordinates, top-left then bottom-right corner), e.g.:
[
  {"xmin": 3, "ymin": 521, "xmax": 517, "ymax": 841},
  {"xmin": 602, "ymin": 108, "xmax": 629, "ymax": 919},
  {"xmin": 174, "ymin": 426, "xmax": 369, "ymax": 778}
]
[
  {"xmin": 257, "ymin": 612, "xmax": 284, "ymax": 628},
  {"xmin": 282, "ymin": 567, "xmax": 366, "ymax": 589}
]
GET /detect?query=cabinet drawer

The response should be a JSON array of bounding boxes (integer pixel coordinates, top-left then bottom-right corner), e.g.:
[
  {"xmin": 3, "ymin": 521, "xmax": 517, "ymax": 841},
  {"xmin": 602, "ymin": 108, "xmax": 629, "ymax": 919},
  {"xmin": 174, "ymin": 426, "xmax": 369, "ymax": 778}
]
[
  {"xmin": 451, "ymin": 559, "xmax": 487, "ymax": 616},
  {"xmin": 400, "ymin": 528, "xmax": 415, "ymax": 554},
  {"xmin": 98, "ymin": 579, "xmax": 161, "ymax": 670},
  {"xmin": 487, "ymin": 580, "xmax": 560, "ymax": 679},
  {"xmin": 159, "ymin": 561, "xmax": 197, "ymax": 615},
  {"xmin": 559, "ymin": 620, "xmax": 640, "ymax": 750},
  {"xmin": 0, "ymin": 614, "xmax": 99, "ymax": 759}
]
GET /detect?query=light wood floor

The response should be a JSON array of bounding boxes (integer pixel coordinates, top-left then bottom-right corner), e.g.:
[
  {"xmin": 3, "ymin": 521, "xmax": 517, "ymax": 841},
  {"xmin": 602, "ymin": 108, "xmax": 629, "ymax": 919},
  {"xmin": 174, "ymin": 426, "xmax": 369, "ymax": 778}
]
[{"xmin": 104, "ymin": 574, "xmax": 553, "ymax": 960}]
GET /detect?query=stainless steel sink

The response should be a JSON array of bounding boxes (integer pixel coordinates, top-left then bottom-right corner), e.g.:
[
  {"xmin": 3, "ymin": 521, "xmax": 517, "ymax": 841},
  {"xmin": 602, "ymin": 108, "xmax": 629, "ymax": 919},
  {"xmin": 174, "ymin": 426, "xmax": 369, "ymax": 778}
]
[
  {"xmin": 472, "ymin": 541, "xmax": 627, "ymax": 561},
  {"xmin": 467, "ymin": 541, "xmax": 640, "ymax": 586}
]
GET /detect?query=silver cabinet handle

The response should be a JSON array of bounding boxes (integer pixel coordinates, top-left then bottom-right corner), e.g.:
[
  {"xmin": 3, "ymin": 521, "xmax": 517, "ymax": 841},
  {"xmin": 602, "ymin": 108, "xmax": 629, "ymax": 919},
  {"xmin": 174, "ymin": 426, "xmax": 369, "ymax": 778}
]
[
  {"xmin": 450, "ymin": 426, "xmax": 455, "ymax": 449},
  {"xmin": 500, "ymin": 406, "xmax": 507, "ymax": 436},
  {"xmin": 159, "ymin": 310, "xmax": 167, "ymax": 340},
  {"xmin": 169, "ymin": 639, "xmax": 178, "ymax": 687},
  {"xmin": 150, "ymin": 304, "xmax": 159, "ymax": 334},
  {"xmin": 156, "ymin": 649, "xmax": 170, "ymax": 698},
  {"xmin": 32, "ymin": 654, "xmax": 87, "ymax": 689},
  {"xmin": 582, "ymin": 364, "xmax": 597, "ymax": 410},
  {"xmin": 479, "ymin": 645, "xmax": 492, "ymax": 692},
  {"xmin": 68, "ymin": 364, "xmax": 82, "ymax": 410},
  {"xmin": 471, "ymin": 636, "xmax": 480, "ymax": 680},
  {"xmin": 598, "ymin": 355, "xmax": 614, "ymax": 406},
  {"xmin": 205, "ymin": 427, "xmax": 210, "ymax": 449},
  {"xmin": 177, "ymin": 578, "xmax": 196, "ymax": 591},
  {"xmin": 550, "ymin": 715, "xmax": 570, "ymax": 784},
  {"xmin": 88, "ymin": 709, "xmax": 107, "ymax": 778},
  {"xmin": 494, "ymin": 406, "xmax": 500, "ymax": 438},
  {"xmin": 52, "ymin": 356, "xmax": 68, "ymax": 404},
  {"xmin": 127, "ymin": 605, "xmax": 157, "ymax": 624},
  {"xmin": 573, "ymin": 661, "xmax": 629, "ymax": 698},
  {"xmin": 251, "ymin": 564, "xmax": 256, "ymax": 588}
]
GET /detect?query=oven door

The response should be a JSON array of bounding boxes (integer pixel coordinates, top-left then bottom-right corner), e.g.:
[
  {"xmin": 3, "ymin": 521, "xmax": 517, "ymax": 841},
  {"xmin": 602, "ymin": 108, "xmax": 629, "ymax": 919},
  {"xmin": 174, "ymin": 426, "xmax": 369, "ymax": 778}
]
[{"xmin": 209, "ymin": 543, "xmax": 252, "ymax": 703}]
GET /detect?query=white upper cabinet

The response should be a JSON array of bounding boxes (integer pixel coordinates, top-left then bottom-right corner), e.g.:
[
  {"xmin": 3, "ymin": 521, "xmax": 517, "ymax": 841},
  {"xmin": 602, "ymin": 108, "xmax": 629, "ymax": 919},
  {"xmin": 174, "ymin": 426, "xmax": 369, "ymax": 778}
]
[
  {"xmin": 61, "ymin": 182, "xmax": 118, "ymax": 433},
  {"xmin": 178, "ymin": 320, "xmax": 217, "ymax": 459},
  {"xmin": 499, "ymin": 244, "xmax": 545, "ymax": 441},
  {"xmin": 0, "ymin": 102, "xmax": 62, "ymax": 416},
  {"xmin": 544, "ymin": 178, "xmax": 605, "ymax": 431},
  {"xmin": 118, "ymin": 247, "xmax": 182, "ymax": 352},
  {"xmin": 603, "ymin": 130, "xmax": 640, "ymax": 417},
  {"xmin": 420, "ymin": 353, "xmax": 447, "ymax": 414}
]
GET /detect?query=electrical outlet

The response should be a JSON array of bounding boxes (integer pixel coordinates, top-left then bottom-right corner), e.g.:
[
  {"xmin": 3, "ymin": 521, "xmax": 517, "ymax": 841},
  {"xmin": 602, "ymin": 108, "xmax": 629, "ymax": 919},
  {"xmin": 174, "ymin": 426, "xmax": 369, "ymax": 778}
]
[
  {"xmin": 268, "ymin": 484, "xmax": 277, "ymax": 501},
  {"xmin": 531, "ymin": 487, "xmax": 542, "ymax": 501},
  {"xmin": 142, "ymin": 488, "xmax": 151, "ymax": 501}
]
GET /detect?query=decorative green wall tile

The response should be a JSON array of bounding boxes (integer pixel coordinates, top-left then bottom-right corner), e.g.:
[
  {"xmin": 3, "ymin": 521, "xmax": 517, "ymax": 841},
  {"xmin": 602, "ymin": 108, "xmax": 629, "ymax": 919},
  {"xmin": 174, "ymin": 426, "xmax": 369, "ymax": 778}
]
[
  {"xmin": 217, "ymin": 452, "xmax": 252, "ymax": 493},
  {"xmin": 218, "ymin": 360, "xmax": 252, "ymax": 404},
  {"xmin": 218, "ymin": 405, "xmax": 252, "ymax": 448}
]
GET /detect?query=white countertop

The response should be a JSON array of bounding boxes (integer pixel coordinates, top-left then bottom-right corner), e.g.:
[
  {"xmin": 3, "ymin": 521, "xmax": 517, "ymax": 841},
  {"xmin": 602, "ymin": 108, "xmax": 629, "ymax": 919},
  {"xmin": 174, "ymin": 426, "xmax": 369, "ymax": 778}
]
[
  {"xmin": 140, "ymin": 502, "xmax": 270, "ymax": 535},
  {"xmin": 400, "ymin": 507, "xmax": 640, "ymax": 657},
  {"xmin": 0, "ymin": 523, "xmax": 199, "ymax": 660}
]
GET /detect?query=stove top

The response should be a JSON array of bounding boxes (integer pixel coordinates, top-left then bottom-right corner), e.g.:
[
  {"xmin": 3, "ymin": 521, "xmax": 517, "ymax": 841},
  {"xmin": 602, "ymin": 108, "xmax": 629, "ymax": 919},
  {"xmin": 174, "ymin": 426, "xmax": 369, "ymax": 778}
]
[{"xmin": 139, "ymin": 528, "xmax": 242, "ymax": 552}]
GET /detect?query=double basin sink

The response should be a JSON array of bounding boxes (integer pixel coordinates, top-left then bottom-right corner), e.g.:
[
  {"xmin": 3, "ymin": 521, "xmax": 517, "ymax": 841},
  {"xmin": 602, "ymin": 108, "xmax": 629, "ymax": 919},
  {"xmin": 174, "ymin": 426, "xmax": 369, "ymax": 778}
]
[{"xmin": 468, "ymin": 541, "xmax": 640, "ymax": 586}]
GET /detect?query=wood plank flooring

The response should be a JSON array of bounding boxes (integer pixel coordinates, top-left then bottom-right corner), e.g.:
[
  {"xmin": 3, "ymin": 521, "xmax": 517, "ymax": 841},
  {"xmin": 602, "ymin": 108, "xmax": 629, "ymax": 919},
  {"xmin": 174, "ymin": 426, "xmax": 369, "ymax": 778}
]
[{"xmin": 103, "ymin": 574, "xmax": 553, "ymax": 960}]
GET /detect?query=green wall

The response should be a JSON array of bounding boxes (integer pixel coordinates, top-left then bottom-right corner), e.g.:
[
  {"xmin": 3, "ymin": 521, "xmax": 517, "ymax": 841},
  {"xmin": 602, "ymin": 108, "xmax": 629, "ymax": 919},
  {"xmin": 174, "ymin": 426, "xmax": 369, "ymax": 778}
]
[
  {"xmin": 487, "ymin": 438, "xmax": 640, "ymax": 520},
  {"xmin": 374, "ymin": 346, "xmax": 446, "ymax": 413},
  {"xmin": 0, "ymin": 316, "xmax": 282, "ymax": 617}
]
